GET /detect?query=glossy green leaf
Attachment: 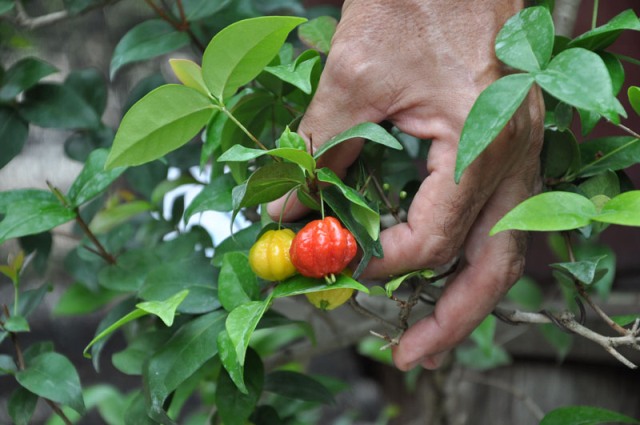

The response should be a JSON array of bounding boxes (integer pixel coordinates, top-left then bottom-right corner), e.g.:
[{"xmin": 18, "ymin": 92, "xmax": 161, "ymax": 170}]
[
  {"xmin": 219, "ymin": 252, "xmax": 259, "ymax": 311},
  {"xmin": 316, "ymin": 167, "xmax": 380, "ymax": 240},
  {"xmin": 599, "ymin": 52, "xmax": 625, "ymax": 96},
  {"xmin": 593, "ymin": 191, "xmax": 640, "ymax": 226},
  {"xmin": 611, "ymin": 315, "xmax": 640, "ymax": 327},
  {"xmin": 84, "ymin": 309, "xmax": 147, "ymax": 358},
  {"xmin": 175, "ymin": 0, "xmax": 232, "ymax": 21},
  {"xmin": 455, "ymin": 73, "xmax": 534, "ymax": 182},
  {"xmin": 219, "ymin": 144, "xmax": 316, "ymax": 175},
  {"xmin": 67, "ymin": 148, "xmax": 126, "ymax": 207},
  {"xmin": 298, "ymin": 16, "xmax": 337, "ymax": 54},
  {"xmin": 541, "ymin": 129, "xmax": 581, "ymax": 179},
  {"xmin": 277, "ymin": 126, "xmax": 306, "ymax": 150},
  {"xmin": 98, "ymin": 248, "xmax": 159, "ymax": 292},
  {"xmin": 212, "ymin": 222, "xmax": 261, "ymax": 267},
  {"xmin": 138, "ymin": 255, "xmax": 219, "ymax": 314},
  {"xmin": 4, "ymin": 315, "xmax": 30, "ymax": 332},
  {"xmin": 218, "ymin": 330, "xmax": 247, "ymax": 393},
  {"xmin": 0, "ymin": 106, "xmax": 28, "ymax": 169},
  {"xmin": 0, "ymin": 354, "xmax": 17, "ymax": 375},
  {"xmin": 136, "ymin": 289, "xmax": 189, "ymax": 327},
  {"xmin": 0, "ymin": 189, "xmax": 76, "ymax": 244},
  {"xmin": 15, "ymin": 283, "xmax": 51, "ymax": 318},
  {"xmin": 0, "ymin": 57, "xmax": 57, "ymax": 101},
  {"xmin": 495, "ymin": 6, "xmax": 554, "ymax": 72},
  {"xmin": 8, "ymin": 387, "xmax": 38, "ymax": 425},
  {"xmin": 183, "ymin": 174, "xmax": 234, "ymax": 223},
  {"xmin": 169, "ymin": 59, "xmax": 209, "ymax": 96},
  {"xmin": 569, "ymin": 9, "xmax": 640, "ymax": 51},
  {"xmin": 265, "ymin": 370, "xmax": 334, "ymax": 404},
  {"xmin": 112, "ymin": 329, "xmax": 171, "ymax": 375},
  {"xmin": 110, "ymin": 19, "xmax": 190, "ymax": 79},
  {"xmin": 226, "ymin": 297, "xmax": 272, "ymax": 365},
  {"xmin": 145, "ymin": 311, "xmax": 226, "ymax": 417},
  {"xmin": 629, "ymin": 86, "xmax": 640, "ymax": 116},
  {"xmin": 490, "ymin": 192, "xmax": 596, "ymax": 234},
  {"xmin": 579, "ymin": 171, "xmax": 619, "ymax": 200},
  {"xmin": 272, "ymin": 273, "xmax": 369, "ymax": 298},
  {"xmin": 89, "ymin": 200, "xmax": 154, "ymax": 235},
  {"xmin": 16, "ymin": 352, "xmax": 86, "ymax": 415},
  {"xmin": 106, "ymin": 84, "xmax": 215, "ymax": 168},
  {"xmin": 88, "ymin": 298, "xmax": 136, "ymax": 370},
  {"xmin": 384, "ymin": 269, "xmax": 435, "ymax": 297},
  {"xmin": 18, "ymin": 83, "xmax": 100, "ymax": 129},
  {"xmin": 578, "ymin": 136, "xmax": 640, "ymax": 177},
  {"xmin": 540, "ymin": 406, "xmax": 640, "ymax": 425},
  {"xmin": 202, "ymin": 16, "xmax": 307, "ymax": 99},
  {"xmin": 233, "ymin": 162, "xmax": 305, "ymax": 210},
  {"xmin": 0, "ymin": 0, "xmax": 14, "ymax": 16},
  {"xmin": 216, "ymin": 349, "xmax": 264, "ymax": 425},
  {"xmin": 65, "ymin": 68, "xmax": 108, "ymax": 116},
  {"xmin": 264, "ymin": 51, "xmax": 320, "ymax": 94},
  {"xmin": 313, "ymin": 122, "xmax": 402, "ymax": 159},
  {"xmin": 54, "ymin": 283, "xmax": 118, "ymax": 316},
  {"xmin": 534, "ymin": 48, "xmax": 623, "ymax": 123},
  {"xmin": 575, "ymin": 243, "xmax": 616, "ymax": 300}
]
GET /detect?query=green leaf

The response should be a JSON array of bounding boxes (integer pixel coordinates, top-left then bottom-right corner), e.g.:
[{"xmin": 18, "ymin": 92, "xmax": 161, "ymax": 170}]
[
  {"xmin": 106, "ymin": 84, "xmax": 215, "ymax": 168},
  {"xmin": 67, "ymin": 148, "xmax": 126, "ymax": 207},
  {"xmin": 593, "ymin": 191, "xmax": 640, "ymax": 226},
  {"xmin": 541, "ymin": 129, "xmax": 581, "ymax": 179},
  {"xmin": 578, "ymin": 136, "xmax": 640, "ymax": 177},
  {"xmin": 0, "ymin": 0, "xmax": 13, "ymax": 15},
  {"xmin": 534, "ymin": 48, "xmax": 623, "ymax": 123},
  {"xmin": 600, "ymin": 51, "xmax": 625, "ymax": 96},
  {"xmin": 65, "ymin": 68, "xmax": 108, "ymax": 117},
  {"xmin": 265, "ymin": 370, "xmax": 334, "ymax": 404},
  {"xmin": 216, "ymin": 349, "xmax": 264, "ymax": 425},
  {"xmin": 313, "ymin": 122, "xmax": 402, "ymax": 159},
  {"xmin": 495, "ymin": 6, "xmax": 554, "ymax": 72},
  {"xmin": 16, "ymin": 352, "xmax": 86, "ymax": 415},
  {"xmin": 18, "ymin": 83, "xmax": 100, "ymax": 129},
  {"xmin": 579, "ymin": 171, "xmax": 619, "ymax": 200},
  {"xmin": 384, "ymin": 269, "xmax": 435, "ymax": 297},
  {"xmin": 628, "ymin": 86, "xmax": 640, "ymax": 116},
  {"xmin": 219, "ymin": 252, "xmax": 259, "ymax": 311},
  {"xmin": 611, "ymin": 315, "xmax": 640, "ymax": 327},
  {"xmin": 169, "ymin": 59, "xmax": 210, "ymax": 96},
  {"xmin": 455, "ymin": 73, "xmax": 534, "ymax": 182},
  {"xmin": 8, "ymin": 387, "xmax": 38, "ymax": 425},
  {"xmin": 4, "ymin": 315, "xmax": 30, "ymax": 332},
  {"xmin": 540, "ymin": 323, "xmax": 573, "ymax": 360},
  {"xmin": 569, "ymin": 9, "xmax": 640, "ymax": 51},
  {"xmin": 145, "ymin": 311, "xmax": 226, "ymax": 417},
  {"xmin": 316, "ymin": 167, "xmax": 380, "ymax": 240},
  {"xmin": 297, "ymin": 16, "xmax": 337, "ymax": 54},
  {"xmin": 0, "ymin": 107, "xmax": 28, "ymax": 169},
  {"xmin": 277, "ymin": 126, "xmax": 306, "ymax": 150},
  {"xmin": 0, "ymin": 354, "xmax": 17, "ymax": 375},
  {"xmin": 183, "ymin": 174, "xmax": 235, "ymax": 223},
  {"xmin": 456, "ymin": 344, "xmax": 511, "ymax": 371},
  {"xmin": 490, "ymin": 192, "xmax": 596, "ymax": 234},
  {"xmin": 89, "ymin": 200, "xmax": 154, "ymax": 235},
  {"xmin": 138, "ymin": 255, "xmax": 220, "ymax": 314},
  {"xmin": 264, "ymin": 50, "xmax": 320, "ymax": 94},
  {"xmin": 110, "ymin": 19, "xmax": 190, "ymax": 79},
  {"xmin": 233, "ymin": 162, "xmax": 305, "ymax": 211},
  {"xmin": 226, "ymin": 297, "xmax": 272, "ymax": 365},
  {"xmin": 0, "ymin": 57, "xmax": 57, "ymax": 101},
  {"xmin": 83, "ymin": 309, "xmax": 147, "ymax": 358},
  {"xmin": 202, "ymin": 16, "xmax": 307, "ymax": 100},
  {"xmin": 212, "ymin": 222, "xmax": 261, "ymax": 267},
  {"xmin": 219, "ymin": 145, "xmax": 316, "ymax": 175},
  {"xmin": 505, "ymin": 276, "xmax": 543, "ymax": 310},
  {"xmin": 136, "ymin": 289, "xmax": 189, "ymax": 326},
  {"xmin": 551, "ymin": 256, "xmax": 607, "ymax": 285},
  {"xmin": 217, "ymin": 330, "xmax": 247, "ymax": 393},
  {"xmin": 0, "ymin": 190, "xmax": 76, "ymax": 244},
  {"xmin": 540, "ymin": 406, "xmax": 640, "ymax": 425},
  {"xmin": 272, "ymin": 273, "xmax": 369, "ymax": 298},
  {"xmin": 112, "ymin": 329, "xmax": 171, "ymax": 375},
  {"xmin": 175, "ymin": 0, "xmax": 231, "ymax": 21}
]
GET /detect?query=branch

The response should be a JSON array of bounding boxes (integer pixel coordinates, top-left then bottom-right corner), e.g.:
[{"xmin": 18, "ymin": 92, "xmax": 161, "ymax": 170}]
[{"xmin": 13, "ymin": 0, "xmax": 123, "ymax": 30}]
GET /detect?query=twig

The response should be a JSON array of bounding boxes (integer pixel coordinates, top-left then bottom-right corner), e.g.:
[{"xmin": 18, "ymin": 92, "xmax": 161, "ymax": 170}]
[
  {"xmin": 366, "ymin": 164, "xmax": 402, "ymax": 224},
  {"xmin": 14, "ymin": 0, "xmax": 122, "ymax": 30},
  {"xmin": 615, "ymin": 123, "xmax": 640, "ymax": 140},
  {"xmin": 348, "ymin": 294, "xmax": 403, "ymax": 333}
]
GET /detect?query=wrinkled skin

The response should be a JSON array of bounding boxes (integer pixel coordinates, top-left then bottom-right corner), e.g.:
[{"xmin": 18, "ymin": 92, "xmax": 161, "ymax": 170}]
[{"xmin": 268, "ymin": 0, "xmax": 544, "ymax": 370}]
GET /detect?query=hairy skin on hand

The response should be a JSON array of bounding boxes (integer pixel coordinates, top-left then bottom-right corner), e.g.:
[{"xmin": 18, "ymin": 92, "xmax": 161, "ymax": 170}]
[{"xmin": 268, "ymin": 0, "xmax": 544, "ymax": 370}]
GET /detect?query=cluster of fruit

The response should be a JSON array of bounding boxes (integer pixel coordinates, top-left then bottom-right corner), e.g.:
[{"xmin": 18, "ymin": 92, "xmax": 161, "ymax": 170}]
[{"xmin": 248, "ymin": 217, "xmax": 357, "ymax": 311}]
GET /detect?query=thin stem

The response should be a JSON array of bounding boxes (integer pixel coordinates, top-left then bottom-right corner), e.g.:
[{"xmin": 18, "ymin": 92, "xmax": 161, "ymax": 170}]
[
  {"xmin": 615, "ymin": 53, "xmax": 640, "ymax": 67},
  {"xmin": 348, "ymin": 296, "xmax": 403, "ymax": 332},
  {"xmin": 591, "ymin": 0, "xmax": 599, "ymax": 30},
  {"xmin": 319, "ymin": 189, "xmax": 325, "ymax": 219},
  {"xmin": 221, "ymin": 106, "xmax": 270, "ymax": 151},
  {"xmin": 562, "ymin": 232, "xmax": 627, "ymax": 335},
  {"xmin": 75, "ymin": 210, "xmax": 117, "ymax": 265},
  {"xmin": 615, "ymin": 122, "xmax": 640, "ymax": 140},
  {"xmin": 366, "ymin": 164, "xmax": 402, "ymax": 224}
]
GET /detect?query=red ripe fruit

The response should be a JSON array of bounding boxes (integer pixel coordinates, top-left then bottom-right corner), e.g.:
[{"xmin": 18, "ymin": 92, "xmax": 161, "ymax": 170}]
[{"xmin": 290, "ymin": 216, "xmax": 357, "ymax": 279}]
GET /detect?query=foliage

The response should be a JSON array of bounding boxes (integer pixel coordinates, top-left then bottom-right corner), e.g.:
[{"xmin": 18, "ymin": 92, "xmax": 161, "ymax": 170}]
[{"xmin": 0, "ymin": 1, "xmax": 639, "ymax": 424}]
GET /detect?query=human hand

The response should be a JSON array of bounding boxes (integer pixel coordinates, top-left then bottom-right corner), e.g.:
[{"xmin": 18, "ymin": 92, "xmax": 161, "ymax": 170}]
[{"xmin": 268, "ymin": 0, "xmax": 545, "ymax": 370}]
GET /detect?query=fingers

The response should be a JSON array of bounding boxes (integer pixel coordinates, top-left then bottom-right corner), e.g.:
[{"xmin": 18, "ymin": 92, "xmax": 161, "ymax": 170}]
[{"xmin": 391, "ymin": 168, "xmax": 535, "ymax": 371}]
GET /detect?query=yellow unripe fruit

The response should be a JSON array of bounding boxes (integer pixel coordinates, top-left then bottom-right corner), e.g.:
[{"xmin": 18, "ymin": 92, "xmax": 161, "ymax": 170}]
[
  {"xmin": 305, "ymin": 287, "xmax": 354, "ymax": 311},
  {"xmin": 248, "ymin": 229, "xmax": 297, "ymax": 281}
]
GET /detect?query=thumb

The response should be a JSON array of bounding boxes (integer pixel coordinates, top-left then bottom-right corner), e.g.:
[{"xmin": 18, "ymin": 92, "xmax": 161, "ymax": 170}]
[{"xmin": 267, "ymin": 59, "xmax": 387, "ymax": 221}]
